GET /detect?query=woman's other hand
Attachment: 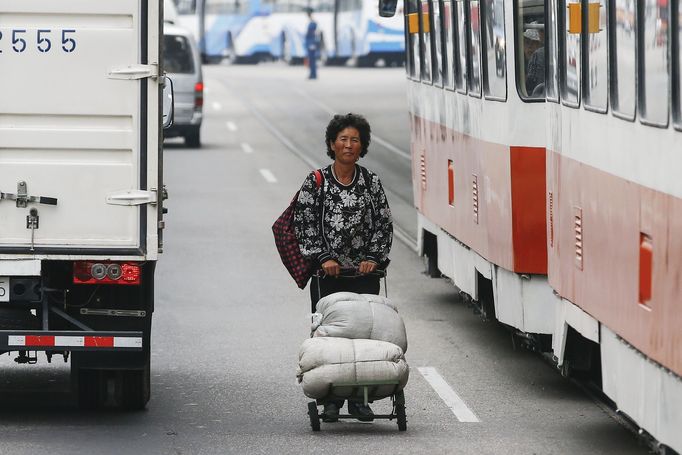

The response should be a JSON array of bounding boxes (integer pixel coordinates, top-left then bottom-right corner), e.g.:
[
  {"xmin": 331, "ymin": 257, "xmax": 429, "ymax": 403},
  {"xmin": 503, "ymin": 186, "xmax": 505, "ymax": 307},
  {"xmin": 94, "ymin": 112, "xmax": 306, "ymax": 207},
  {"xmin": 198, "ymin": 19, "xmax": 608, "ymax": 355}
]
[
  {"xmin": 322, "ymin": 259, "xmax": 341, "ymax": 276},
  {"xmin": 358, "ymin": 260, "xmax": 378, "ymax": 274}
]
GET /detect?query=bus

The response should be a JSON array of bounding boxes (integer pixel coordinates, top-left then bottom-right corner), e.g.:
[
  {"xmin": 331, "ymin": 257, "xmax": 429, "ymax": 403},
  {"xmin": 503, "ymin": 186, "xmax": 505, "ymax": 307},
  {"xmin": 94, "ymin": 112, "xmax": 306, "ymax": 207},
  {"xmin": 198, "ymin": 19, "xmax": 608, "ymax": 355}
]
[
  {"xmin": 174, "ymin": 0, "xmax": 272, "ymax": 63},
  {"xmin": 381, "ymin": 0, "xmax": 682, "ymax": 452},
  {"xmin": 334, "ymin": 0, "xmax": 406, "ymax": 66},
  {"xmin": 264, "ymin": 0, "xmax": 335, "ymax": 65}
]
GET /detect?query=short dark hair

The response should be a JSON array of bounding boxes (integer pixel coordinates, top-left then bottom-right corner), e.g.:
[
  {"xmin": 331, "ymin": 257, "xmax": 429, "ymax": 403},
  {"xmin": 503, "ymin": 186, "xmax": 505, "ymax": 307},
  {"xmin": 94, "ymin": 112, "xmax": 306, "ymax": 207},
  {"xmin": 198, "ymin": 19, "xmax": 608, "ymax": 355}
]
[{"xmin": 325, "ymin": 113, "xmax": 371, "ymax": 160}]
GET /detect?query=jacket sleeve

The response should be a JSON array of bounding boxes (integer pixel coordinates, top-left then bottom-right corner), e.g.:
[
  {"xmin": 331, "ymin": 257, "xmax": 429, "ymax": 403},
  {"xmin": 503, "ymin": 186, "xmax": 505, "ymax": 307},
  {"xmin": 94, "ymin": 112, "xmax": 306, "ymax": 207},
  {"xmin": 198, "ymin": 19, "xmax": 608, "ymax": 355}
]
[
  {"xmin": 365, "ymin": 173, "xmax": 393, "ymax": 266},
  {"xmin": 293, "ymin": 173, "xmax": 332, "ymax": 264}
]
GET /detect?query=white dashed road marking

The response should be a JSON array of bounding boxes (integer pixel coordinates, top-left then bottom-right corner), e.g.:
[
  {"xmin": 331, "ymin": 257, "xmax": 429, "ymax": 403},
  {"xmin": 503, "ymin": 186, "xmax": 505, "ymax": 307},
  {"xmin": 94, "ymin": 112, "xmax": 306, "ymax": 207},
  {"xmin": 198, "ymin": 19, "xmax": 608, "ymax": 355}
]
[
  {"xmin": 259, "ymin": 169, "xmax": 277, "ymax": 183},
  {"xmin": 418, "ymin": 367, "xmax": 480, "ymax": 422},
  {"xmin": 226, "ymin": 121, "xmax": 238, "ymax": 132},
  {"xmin": 241, "ymin": 142, "xmax": 253, "ymax": 154},
  {"xmin": 212, "ymin": 101, "xmax": 222, "ymax": 111}
]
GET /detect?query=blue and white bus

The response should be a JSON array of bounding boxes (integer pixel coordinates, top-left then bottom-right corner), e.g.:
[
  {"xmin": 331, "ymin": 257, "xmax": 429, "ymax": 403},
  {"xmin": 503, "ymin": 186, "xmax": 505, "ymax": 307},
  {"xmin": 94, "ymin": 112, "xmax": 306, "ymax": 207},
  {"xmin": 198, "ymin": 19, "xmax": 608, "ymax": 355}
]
[
  {"xmin": 334, "ymin": 0, "xmax": 405, "ymax": 66},
  {"xmin": 264, "ymin": 0, "xmax": 335, "ymax": 65},
  {"xmin": 175, "ymin": 0, "xmax": 272, "ymax": 63}
]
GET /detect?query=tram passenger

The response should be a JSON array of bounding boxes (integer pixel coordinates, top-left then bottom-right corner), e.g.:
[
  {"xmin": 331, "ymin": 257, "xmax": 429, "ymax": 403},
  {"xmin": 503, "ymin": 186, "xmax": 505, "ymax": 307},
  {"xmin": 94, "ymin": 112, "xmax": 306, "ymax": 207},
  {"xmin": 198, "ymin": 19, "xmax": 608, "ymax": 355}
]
[
  {"xmin": 523, "ymin": 22, "xmax": 545, "ymax": 96},
  {"xmin": 293, "ymin": 113, "xmax": 394, "ymax": 422}
]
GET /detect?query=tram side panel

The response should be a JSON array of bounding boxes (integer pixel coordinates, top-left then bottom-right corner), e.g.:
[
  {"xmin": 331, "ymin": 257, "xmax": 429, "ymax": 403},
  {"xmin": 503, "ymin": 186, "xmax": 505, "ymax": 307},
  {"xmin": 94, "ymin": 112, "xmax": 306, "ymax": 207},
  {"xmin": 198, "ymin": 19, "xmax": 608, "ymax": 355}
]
[
  {"xmin": 547, "ymin": 121, "xmax": 682, "ymax": 379},
  {"xmin": 408, "ymin": 86, "xmax": 553, "ymax": 334},
  {"xmin": 547, "ymin": 114, "xmax": 682, "ymax": 453},
  {"xmin": 543, "ymin": 0, "xmax": 682, "ymax": 445}
]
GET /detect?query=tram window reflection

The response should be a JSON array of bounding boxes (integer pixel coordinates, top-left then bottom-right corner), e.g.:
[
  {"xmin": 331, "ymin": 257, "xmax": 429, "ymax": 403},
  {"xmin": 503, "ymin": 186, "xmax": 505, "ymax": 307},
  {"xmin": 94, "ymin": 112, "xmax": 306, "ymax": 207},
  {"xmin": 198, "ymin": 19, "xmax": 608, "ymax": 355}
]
[
  {"xmin": 674, "ymin": 0, "xmax": 682, "ymax": 128},
  {"xmin": 443, "ymin": 0, "xmax": 455, "ymax": 88},
  {"xmin": 611, "ymin": 0, "xmax": 637, "ymax": 118},
  {"xmin": 468, "ymin": 0, "xmax": 482, "ymax": 96},
  {"xmin": 482, "ymin": 0, "xmax": 507, "ymax": 100},
  {"xmin": 421, "ymin": 0, "xmax": 433, "ymax": 83},
  {"xmin": 562, "ymin": 0, "xmax": 581, "ymax": 106},
  {"xmin": 176, "ymin": 0, "xmax": 196, "ymax": 14},
  {"xmin": 431, "ymin": 0, "xmax": 444, "ymax": 86},
  {"xmin": 640, "ymin": 0, "xmax": 669, "ymax": 126},
  {"xmin": 407, "ymin": 0, "xmax": 420, "ymax": 79},
  {"xmin": 585, "ymin": 0, "xmax": 608, "ymax": 111},
  {"xmin": 546, "ymin": 0, "xmax": 560, "ymax": 102},
  {"xmin": 455, "ymin": 0, "xmax": 468, "ymax": 92},
  {"xmin": 516, "ymin": 0, "xmax": 545, "ymax": 100}
]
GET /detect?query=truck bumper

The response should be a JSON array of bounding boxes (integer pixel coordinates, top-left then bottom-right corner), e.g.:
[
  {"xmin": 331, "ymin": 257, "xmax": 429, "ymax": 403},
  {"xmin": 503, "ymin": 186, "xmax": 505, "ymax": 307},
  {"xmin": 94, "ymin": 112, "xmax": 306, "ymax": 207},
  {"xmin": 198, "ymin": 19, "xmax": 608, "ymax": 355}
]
[{"xmin": 0, "ymin": 330, "xmax": 143, "ymax": 352}]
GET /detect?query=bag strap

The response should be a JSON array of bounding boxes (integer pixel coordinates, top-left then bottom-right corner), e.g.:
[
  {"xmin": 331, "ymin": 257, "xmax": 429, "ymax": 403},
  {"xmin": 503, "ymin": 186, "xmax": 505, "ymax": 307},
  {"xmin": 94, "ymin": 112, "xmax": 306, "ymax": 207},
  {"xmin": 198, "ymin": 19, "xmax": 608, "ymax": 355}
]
[{"xmin": 313, "ymin": 169, "xmax": 323, "ymax": 189}]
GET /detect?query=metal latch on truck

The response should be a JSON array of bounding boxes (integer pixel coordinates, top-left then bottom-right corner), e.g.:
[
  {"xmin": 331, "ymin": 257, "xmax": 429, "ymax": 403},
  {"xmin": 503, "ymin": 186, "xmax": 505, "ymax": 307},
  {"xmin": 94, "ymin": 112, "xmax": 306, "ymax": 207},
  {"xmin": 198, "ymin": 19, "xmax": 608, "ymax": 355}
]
[
  {"xmin": 0, "ymin": 181, "xmax": 58, "ymax": 208},
  {"xmin": 0, "ymin": 182, "xmax": 58, "ymax": 251},
  {"xmin": 107, "ymin": 63, "xmax": 159, "ymax": 80}
]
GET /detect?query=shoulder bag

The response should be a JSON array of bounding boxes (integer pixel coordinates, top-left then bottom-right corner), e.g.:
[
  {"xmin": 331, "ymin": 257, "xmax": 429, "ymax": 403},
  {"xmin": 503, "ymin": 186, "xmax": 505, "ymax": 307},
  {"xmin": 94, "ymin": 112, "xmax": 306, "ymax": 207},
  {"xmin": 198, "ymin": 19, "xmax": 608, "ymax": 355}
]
[{"xmin": 272, "ymin": 169, "xmax": 323, "ymax": 289}]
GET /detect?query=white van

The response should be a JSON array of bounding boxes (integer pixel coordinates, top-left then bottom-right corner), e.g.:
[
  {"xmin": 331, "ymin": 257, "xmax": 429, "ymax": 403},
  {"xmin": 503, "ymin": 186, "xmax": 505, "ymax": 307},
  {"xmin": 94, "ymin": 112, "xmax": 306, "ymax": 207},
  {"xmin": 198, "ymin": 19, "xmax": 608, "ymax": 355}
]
[{"xmin": 163, "ymin": 23, "xmax": 204, "ymax": 147}]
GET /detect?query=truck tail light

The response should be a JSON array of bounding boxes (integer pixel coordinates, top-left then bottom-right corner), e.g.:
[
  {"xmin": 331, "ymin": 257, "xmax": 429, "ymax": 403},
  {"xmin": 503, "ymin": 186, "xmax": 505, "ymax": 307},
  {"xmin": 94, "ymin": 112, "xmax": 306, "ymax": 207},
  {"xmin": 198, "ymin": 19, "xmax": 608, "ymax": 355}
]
[
  {"xmin": 194, "ymin": 82, "xmax": 204, "ymax": 108},
  {"xmin": 73, "ymin": 261, "xmax": 141, "ymax": 285}
]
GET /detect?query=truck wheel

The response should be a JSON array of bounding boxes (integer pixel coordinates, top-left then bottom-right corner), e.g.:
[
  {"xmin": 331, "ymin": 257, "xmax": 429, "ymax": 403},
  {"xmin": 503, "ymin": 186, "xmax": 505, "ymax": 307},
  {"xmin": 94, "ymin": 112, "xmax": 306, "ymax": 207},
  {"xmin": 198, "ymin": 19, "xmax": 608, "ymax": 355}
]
[
  {"xmin": 185, "ymin": 130, "xmax": 201, "ymax": 148},
  {"xmin": 121, "ymin": 366, "xmax": 150, "ymax": 410},
  {"xmin": 76, "ymin": 368, "xmax": 105, "ymax": 409}
]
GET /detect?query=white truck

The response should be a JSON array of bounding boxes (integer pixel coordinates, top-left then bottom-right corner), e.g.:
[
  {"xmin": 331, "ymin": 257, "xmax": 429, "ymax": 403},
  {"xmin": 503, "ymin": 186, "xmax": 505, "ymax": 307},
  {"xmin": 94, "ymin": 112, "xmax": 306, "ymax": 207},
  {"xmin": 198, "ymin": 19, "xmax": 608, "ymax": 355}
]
[{"xmin": 0, "ymin": 0, "xmax": 170, "ymax": 409}]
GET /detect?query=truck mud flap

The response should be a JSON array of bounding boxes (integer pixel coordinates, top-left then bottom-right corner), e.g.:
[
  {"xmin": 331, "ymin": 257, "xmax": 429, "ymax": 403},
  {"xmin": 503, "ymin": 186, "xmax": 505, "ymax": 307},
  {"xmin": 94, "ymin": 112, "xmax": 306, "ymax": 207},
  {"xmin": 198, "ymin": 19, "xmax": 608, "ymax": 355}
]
[{"xmin": 0, "ymin": 331, "xmax": 143, "ymax": 351}]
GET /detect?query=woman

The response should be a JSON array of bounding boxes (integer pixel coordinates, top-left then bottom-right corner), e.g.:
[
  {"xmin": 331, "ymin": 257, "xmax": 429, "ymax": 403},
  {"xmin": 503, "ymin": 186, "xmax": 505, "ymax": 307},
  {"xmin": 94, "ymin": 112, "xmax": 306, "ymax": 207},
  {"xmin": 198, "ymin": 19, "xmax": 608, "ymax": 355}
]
[{"xmin": 293, "ymin": 113, "xmax": 393, "ymax": 422}]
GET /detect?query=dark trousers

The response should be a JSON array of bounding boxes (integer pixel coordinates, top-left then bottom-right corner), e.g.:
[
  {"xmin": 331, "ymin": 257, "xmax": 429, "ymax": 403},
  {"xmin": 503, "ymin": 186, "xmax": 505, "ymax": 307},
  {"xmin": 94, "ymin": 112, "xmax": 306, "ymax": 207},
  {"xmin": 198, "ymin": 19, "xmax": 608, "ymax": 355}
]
[{"xmin": 307, "ymin": 48, "xmax": 317, "ymax": 79}]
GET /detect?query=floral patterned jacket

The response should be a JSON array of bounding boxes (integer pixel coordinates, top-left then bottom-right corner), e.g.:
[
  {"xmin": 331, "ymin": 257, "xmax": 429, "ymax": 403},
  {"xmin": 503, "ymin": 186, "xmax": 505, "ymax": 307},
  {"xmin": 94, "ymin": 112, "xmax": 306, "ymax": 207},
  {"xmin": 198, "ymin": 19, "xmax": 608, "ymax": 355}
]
[{"xmin": 293, "ymin": 165, "xmax": 393, "ymax": 269}]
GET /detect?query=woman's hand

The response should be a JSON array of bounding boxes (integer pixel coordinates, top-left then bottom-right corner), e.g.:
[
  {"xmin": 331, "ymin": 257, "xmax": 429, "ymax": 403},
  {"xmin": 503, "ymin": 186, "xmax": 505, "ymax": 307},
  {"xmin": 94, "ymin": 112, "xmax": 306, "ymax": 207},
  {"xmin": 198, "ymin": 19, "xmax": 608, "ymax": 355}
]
[
  {"xmin": 321, "ymin": 259, "xmax": 341, "ymax": 276},
  {"xmin": 358, "ymin": 260, "xmax": 378, "ymax": 274}
]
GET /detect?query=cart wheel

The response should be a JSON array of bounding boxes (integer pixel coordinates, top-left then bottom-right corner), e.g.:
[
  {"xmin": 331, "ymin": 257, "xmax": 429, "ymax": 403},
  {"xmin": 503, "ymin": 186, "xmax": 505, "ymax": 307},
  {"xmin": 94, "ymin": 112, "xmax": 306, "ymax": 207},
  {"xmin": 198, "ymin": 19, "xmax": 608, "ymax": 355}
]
[
  {"xmin": 396, "ymin": 403, "xmax": 407, "ymax": 431},
  {"xmin": 308, "ymin": 401, "xmax": 321, "ymax": 431},
  {"xmin": 394, "ymin": 391, "xmax": 407, "ymax": 431}
]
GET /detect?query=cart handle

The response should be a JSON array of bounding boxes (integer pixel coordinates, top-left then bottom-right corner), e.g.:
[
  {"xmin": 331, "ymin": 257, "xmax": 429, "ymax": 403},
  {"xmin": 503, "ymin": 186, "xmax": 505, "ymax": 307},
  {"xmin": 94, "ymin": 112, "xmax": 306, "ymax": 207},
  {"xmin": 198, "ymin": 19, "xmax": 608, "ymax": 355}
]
[{"xmin": 313, "ymin": 268, "xmax": 386, "ymax": 279}]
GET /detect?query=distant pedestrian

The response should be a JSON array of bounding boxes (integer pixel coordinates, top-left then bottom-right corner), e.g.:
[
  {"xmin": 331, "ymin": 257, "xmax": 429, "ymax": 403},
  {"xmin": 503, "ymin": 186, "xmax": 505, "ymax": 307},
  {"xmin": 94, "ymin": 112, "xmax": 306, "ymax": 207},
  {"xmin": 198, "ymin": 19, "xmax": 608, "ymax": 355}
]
[{"xmin": 305, "ymin": 9, "xmax": 319, "ymax": 79}]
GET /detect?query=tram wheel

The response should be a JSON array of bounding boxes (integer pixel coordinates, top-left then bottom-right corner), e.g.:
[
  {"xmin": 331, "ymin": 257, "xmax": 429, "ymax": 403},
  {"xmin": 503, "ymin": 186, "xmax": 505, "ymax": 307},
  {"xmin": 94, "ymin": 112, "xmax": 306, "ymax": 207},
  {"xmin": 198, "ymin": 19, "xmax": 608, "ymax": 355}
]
[{"xmin": 308, "ymin": 401, "xmax": 321, "ymax": 431}]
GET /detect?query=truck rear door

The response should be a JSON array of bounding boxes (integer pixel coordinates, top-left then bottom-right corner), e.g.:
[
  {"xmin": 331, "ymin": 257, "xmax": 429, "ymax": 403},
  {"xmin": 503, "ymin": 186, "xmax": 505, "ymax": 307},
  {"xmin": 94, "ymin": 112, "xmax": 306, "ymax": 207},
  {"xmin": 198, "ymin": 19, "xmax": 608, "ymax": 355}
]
[{"xmin": 0, "ymin": 0, "xmax": 160, "ymax": 257}]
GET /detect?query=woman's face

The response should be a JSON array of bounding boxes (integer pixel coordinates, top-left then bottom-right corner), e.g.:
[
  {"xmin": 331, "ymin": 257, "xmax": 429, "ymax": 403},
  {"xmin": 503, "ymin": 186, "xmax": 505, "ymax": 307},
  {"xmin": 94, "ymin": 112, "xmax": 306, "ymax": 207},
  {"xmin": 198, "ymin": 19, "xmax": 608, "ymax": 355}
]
[{"xmin": 331, "ymin": 127, "xmax": 362, "ymax": 165}]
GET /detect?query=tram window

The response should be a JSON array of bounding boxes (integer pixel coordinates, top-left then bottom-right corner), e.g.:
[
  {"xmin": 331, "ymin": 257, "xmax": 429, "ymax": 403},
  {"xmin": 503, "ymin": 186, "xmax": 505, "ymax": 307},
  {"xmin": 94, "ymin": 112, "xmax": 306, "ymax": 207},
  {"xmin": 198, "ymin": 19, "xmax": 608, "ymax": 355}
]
[
  {"xmin": 469, "ymin": 0, "xmax": 482, "ymax": 96},
  {"xmin": 515, "ymin": 0, "xmax": 545, "ymax": 100},
  {"xmin": 482, "ymin": 0, "xmax": 507, "ymax": 100},
  {"xmin": 431, "ymin": 0, "xmax": 444, "ymax": 86},
  {"xmin": 407, "ymin": 0, "xmax": 420, "ymax": 79},
  {"xmin": 610, "ymin": 0, "xmax": 637, "ymax": 118},
  {"xmin": 443, "ymin": 0, "xmax": 455, "ymax": 88},
  {"xmin": 561, "ymin": 0, "xmax": 581, "ymax": 106},
  {"xmin": 640, "ymin": 0, "xmax": 669, "ymax": 126},
  {"xmin": 421, "ymin": 0, "xmax": 433, "ymax": 83},
  {"xmin": 546, "ymin": 0, "xmax": 560, "ymax": 101},
  {"xmin": 455, "ymin": 0, "xmax": 468, "ymax": 92},
  {"xmin": 585, "ymin": 0, "xmax": 608, "ymax": 112},
  {"xmin": 672, "ymin": 2, "xmax": 682, "ymax": 129}
]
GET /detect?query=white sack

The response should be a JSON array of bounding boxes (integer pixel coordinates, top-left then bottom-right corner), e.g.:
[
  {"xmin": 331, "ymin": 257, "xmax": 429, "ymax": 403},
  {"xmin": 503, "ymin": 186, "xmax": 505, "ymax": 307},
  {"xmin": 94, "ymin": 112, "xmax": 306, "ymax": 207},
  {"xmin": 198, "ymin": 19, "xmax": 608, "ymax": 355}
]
[
  {"xmin": 297, "ymin": 337, "xmax": 409, "ymax": 400},
  {"xmin": 312, "ymin": 292, "xmax": 408, "ymax": 353}
]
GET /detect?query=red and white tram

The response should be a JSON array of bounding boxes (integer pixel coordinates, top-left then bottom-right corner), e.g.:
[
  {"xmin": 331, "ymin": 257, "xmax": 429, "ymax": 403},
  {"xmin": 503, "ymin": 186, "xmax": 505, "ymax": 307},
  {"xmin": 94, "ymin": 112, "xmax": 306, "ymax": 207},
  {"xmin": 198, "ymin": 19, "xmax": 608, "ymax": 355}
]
[{"xmin": 385, "ymin": 0, "xmax": 682, "ymax": 451}]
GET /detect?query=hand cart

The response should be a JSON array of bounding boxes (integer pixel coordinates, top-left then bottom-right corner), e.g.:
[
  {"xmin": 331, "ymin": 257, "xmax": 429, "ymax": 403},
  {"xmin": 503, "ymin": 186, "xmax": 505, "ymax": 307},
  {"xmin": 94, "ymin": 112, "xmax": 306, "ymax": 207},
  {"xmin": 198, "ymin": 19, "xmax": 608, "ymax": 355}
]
[{"xmin": 305, "ymin": 269, "xmax": 408, "ymax": 431}]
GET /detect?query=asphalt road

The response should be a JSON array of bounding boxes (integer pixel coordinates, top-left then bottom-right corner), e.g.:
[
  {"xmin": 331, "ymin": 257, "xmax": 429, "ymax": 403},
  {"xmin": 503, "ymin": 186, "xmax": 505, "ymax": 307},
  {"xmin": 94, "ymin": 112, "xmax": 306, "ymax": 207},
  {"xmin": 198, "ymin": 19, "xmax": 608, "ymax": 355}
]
[{"xmin": 0, "ymin": 63, "xmax": 647, "ymax": 455}]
